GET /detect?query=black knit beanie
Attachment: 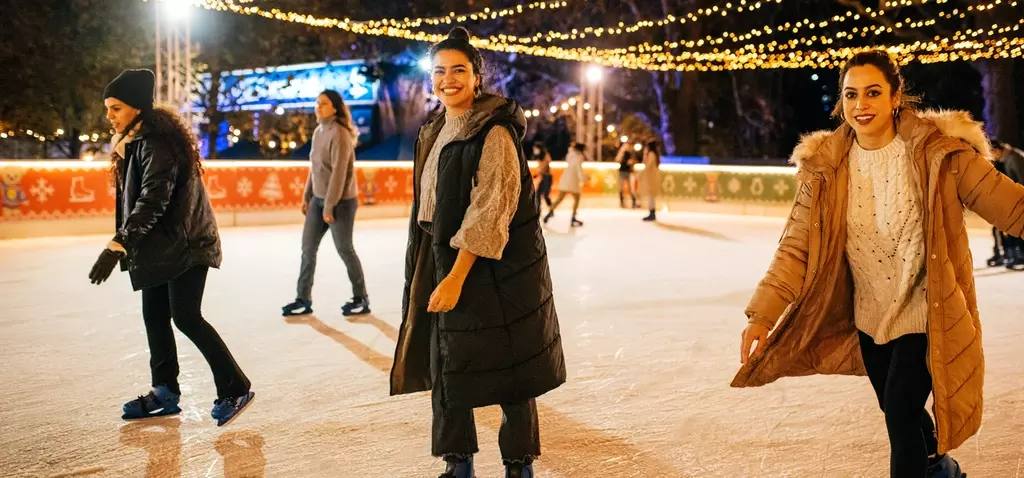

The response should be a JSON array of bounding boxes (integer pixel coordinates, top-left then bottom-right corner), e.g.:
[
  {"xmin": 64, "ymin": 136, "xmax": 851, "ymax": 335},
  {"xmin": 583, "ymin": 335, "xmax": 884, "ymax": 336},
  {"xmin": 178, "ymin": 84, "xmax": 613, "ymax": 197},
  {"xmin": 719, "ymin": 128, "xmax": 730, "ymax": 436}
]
[{"xmin": 104, "ymin": 69, "xmax": 155, "ymax": 111}]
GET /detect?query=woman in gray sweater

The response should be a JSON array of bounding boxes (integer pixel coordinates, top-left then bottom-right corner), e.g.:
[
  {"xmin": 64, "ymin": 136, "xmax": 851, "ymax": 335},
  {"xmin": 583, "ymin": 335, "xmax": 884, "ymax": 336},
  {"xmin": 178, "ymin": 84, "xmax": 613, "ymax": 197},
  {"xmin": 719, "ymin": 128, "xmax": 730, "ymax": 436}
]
[{"xmin": 282, "ymin": 90, "xmax": 369, "ymax": 317}]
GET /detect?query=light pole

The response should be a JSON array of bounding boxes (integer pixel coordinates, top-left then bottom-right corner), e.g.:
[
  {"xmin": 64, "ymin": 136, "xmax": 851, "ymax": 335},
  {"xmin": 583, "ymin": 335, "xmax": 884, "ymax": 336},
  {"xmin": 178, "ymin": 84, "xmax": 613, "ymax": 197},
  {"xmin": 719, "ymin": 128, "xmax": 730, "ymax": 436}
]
[
  {"xmin": 154, "ymin": 0, "xmax": 194, "ymax": 113},
  {"xmin": 585, "ymin": 65, "xmax": 604, "ymax": 162}
]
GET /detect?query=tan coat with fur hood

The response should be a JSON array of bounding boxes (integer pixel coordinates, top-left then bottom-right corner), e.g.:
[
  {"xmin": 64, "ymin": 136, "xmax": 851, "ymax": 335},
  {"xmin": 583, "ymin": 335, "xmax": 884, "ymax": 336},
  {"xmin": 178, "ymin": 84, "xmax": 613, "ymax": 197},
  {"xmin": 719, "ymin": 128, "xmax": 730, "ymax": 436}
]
[{"xmin": 731, "ymin": 109, "xmax": 1024, "ymax": 454}]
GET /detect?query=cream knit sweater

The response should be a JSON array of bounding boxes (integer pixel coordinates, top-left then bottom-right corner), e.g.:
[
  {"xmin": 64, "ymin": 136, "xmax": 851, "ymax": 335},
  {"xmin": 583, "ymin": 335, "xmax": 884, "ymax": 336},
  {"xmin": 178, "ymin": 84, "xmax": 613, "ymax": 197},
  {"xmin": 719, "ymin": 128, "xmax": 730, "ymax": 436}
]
[{"xmin": 846, "ymin": 136, "xmax": 929, "ymax": 344}]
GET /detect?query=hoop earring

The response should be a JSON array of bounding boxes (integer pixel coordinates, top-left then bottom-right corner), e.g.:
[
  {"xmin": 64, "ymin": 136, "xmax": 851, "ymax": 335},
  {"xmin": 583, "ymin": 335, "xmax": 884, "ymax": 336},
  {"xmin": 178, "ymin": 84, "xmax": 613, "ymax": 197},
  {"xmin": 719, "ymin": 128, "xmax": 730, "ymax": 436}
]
[{"xmin": 474, "ymin": 86, "xmax": 481, "ymax": 98}]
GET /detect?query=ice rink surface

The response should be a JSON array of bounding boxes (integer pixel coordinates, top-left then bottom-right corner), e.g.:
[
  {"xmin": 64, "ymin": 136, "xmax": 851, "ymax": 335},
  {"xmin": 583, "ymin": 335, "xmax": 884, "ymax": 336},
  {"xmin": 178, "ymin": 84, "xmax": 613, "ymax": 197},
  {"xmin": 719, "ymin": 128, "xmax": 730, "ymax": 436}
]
[{"xmin": 2, "ymin": 210, "xmax": 1022, "ymax": 477}]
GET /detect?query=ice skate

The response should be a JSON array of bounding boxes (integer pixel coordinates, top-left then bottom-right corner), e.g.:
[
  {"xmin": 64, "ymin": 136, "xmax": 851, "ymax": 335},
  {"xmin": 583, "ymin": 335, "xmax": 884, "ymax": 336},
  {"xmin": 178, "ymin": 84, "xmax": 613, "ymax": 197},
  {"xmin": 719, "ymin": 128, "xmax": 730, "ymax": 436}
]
[
  {"xmin": 341, "ymin": 296, "xmax": 371, "ymax": 316},
  {"xmin": 438, "ymin": 455, "xmax": 474, "ymax": 478},
  {"xmin": 986, "ymin": 253, "xmax": 1003, "ymax": 267},
  {"xmin": 504, "ymin": 459, "xmax": 534, "ymax": 478},
  {"xmin": 282, "ymin": 298, "xmax": 312, "ymax": 316},
  {"xmin": 570, "ymin": 217, "xmax": 583, "ymax": 227},
  {"xmin": 928, "ymin": 453, "xmax": 966, "ymax": 478},
  {"xmin": 211, "ymin": 391, "xmax": 255, "ymax": 427},
  {"xmin": 121, "ymin": 385, "xmax": 181, "ymax": 420}
]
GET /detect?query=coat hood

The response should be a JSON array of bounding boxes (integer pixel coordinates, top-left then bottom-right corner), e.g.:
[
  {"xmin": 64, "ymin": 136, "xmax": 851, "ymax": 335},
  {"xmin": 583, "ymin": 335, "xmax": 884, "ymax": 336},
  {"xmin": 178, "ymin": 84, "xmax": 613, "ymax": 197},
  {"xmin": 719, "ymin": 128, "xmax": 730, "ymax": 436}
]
[
  {"xmin": 790, "ymin": 109, "xmax": 993, "ymax": 170},
  {"xmin": 418, "ymin": 93, "xmax": 527, "ymax": 146}
]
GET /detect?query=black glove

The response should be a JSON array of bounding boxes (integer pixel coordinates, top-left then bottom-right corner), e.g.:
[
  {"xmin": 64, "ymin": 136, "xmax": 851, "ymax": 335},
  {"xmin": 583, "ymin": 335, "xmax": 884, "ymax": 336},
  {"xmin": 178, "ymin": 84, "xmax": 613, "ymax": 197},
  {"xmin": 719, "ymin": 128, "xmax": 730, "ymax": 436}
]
[{"xmin": 89, "ymin": 249, "xmax": 125, "ymax": 285}]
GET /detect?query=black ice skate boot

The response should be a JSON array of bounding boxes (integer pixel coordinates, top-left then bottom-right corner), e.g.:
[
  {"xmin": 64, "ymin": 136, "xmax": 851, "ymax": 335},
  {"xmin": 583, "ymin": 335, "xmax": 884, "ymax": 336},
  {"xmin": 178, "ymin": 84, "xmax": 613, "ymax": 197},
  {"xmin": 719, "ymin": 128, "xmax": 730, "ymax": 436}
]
[
  {"xmin": 928, "ymin": 453, "xmax": 966, "ymax": 478},
  {"xmin": 438, "ymin": 455, "xmax": 474, "ymax": 478},
  {"xmin": 1004, "ymin": 247, "xmax": 1024, "ymax": 270},
  {"xmin": 642, "ymin": 209, "xmax": 656, "ymax": 221},
  {"xmin": 282, "ymin": 298, "xmax": 312, "ymax": 316},
  {"xmin": 504, "ymin": 458, "xmax": 534, "ymax": 478},
  {"xmin": 341, "ymin": 296, "xmax": 371, "ymax": 316}
]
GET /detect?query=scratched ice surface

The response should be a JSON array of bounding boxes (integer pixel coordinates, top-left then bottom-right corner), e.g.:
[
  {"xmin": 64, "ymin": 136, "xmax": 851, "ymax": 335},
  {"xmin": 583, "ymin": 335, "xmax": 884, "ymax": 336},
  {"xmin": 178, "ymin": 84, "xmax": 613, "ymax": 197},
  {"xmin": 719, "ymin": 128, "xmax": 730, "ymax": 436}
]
[{"xmin": 2, "ymin": 210, "xmax": 1022, "ymax": 477}]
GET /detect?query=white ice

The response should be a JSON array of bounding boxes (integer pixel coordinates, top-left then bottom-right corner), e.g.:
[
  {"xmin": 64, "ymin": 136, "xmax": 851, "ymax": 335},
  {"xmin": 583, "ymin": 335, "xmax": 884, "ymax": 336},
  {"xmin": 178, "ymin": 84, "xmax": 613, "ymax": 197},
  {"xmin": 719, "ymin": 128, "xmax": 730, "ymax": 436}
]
[{"xmin": 1, "ymin": 210, "xmax": 1022, "ymax": 477}]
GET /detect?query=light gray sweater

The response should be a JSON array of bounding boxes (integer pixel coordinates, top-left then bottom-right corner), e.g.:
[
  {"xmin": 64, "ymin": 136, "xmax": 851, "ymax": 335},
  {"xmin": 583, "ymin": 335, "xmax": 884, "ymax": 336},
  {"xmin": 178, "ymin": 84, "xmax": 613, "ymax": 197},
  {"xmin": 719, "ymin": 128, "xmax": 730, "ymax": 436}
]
[{"xmin": 304, "ymin": 117, "xmax": 358, "ymax": 209}]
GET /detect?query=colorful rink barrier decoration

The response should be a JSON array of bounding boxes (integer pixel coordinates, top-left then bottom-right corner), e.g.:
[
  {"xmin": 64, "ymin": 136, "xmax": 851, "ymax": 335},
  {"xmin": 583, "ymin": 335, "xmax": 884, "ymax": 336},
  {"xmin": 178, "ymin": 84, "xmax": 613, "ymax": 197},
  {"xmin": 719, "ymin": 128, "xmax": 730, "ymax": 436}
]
[
  {"xmin": 0, "ymin": 161, "xmax": 418, "ymax": 221},
  {"xmin": 0, "ymin": 160, "xmax": 801, "ymax": 222},
  {"xmin": 0, "ymin": 159, "xmax": 810, "ymax": 238}
]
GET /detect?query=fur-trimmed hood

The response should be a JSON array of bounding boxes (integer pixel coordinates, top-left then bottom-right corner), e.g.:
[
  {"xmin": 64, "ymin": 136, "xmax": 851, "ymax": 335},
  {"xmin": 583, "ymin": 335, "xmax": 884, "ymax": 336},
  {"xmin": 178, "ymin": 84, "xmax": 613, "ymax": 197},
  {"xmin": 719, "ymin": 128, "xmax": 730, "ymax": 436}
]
[{"xmin": 790, "ymin": 109, "xmax": 993, "ymax": 170}]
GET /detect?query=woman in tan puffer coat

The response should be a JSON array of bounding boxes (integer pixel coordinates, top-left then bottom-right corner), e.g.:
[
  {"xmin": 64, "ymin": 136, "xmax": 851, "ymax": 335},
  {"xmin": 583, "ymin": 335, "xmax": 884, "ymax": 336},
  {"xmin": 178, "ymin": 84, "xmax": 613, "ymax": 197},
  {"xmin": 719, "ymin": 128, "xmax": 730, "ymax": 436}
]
[{"xmin": 733, "ymin": 50, "xmax": 1024, "ymax": 477}]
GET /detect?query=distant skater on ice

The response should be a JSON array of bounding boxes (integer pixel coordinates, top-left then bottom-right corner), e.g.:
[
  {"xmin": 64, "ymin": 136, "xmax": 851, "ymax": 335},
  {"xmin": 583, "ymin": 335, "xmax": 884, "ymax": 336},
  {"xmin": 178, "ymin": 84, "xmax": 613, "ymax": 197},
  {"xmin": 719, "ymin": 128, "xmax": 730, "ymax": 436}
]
[{"xmin": 282, "ymin": 89, "xmax": 371, "ymax": 318}]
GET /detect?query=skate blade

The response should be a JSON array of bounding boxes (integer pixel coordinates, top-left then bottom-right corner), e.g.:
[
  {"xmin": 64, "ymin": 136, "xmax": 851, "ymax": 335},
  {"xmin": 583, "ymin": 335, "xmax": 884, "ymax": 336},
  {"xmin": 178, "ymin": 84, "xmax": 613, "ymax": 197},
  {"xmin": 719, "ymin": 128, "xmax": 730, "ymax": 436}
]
[{"xmin": 121, "ymin": 406, "xmax": 182, "ymax": 421}]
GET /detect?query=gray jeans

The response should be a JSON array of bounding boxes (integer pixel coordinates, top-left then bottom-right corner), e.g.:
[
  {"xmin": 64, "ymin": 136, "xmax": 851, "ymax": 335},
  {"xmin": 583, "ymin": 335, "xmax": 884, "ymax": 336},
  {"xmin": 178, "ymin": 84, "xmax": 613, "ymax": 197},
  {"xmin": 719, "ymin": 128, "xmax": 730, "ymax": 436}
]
[{"xmin": 297, "ymin": 197, "xmax": 367, "ymax": 301}]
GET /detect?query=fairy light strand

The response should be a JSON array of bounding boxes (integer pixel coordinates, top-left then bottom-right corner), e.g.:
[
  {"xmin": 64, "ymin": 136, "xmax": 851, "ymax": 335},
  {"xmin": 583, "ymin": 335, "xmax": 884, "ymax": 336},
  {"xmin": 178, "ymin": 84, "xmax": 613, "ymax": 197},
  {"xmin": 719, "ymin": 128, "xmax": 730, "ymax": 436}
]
[{"xmin": 193, "ymin": 0, "xmax": 1024, "ymax": 72}]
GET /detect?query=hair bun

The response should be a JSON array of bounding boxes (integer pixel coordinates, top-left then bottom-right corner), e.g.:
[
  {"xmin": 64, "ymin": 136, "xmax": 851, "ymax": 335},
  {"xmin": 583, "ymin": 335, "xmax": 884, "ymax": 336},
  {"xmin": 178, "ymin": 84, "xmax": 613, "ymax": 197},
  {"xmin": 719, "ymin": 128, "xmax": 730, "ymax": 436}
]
[{"xmin": 447, "ymin": 26, "xmax": 471, "ymax": 41}]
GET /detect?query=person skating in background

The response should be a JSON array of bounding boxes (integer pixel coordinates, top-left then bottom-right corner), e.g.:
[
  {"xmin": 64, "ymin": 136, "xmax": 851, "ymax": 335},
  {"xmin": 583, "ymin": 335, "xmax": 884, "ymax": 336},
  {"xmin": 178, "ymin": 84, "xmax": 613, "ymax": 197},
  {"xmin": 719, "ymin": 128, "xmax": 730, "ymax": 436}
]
[
  {"xmin": 89, "ymin": 69, "xmax": 254, "ymax": 427},
  {"xmin": 390, "ymin": 26, "xmax": 566, "ymax": 478},
  {"xmin": 282, "ymin": 90, "xmax": 371, "ymax": 317},
  {"xmin": 615, "ymin": 142, "xmax": 638, "ymax": 208},
  {"xmin": 991, "ymin": 140, "xmax": 1024, "ymax": 269},
  {"xmin": 533, "ymin": 144, "xmax": 553, "ymax": 209},
  {"xmin": 543, "ymin": 142, "xmax": 587, "ymax": 227},
  {"xmin": 639, "ymin": 140, "xmax": 661, "ymax": 221},
  {"xmin": 734, "ymin": 50, "xmax": 1024, "ymax": 477}
]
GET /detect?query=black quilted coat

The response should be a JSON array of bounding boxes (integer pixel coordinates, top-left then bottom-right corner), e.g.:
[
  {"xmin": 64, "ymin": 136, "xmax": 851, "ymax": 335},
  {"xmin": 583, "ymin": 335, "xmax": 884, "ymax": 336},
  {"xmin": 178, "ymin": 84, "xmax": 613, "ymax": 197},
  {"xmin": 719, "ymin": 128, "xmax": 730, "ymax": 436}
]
[
  {"xmin": 114, "ymin": 126, "xmax": 222, "ymax": 291},
  {"xmin": 390, "ymin": 94, "xmax": 566, "ymax": 409}
]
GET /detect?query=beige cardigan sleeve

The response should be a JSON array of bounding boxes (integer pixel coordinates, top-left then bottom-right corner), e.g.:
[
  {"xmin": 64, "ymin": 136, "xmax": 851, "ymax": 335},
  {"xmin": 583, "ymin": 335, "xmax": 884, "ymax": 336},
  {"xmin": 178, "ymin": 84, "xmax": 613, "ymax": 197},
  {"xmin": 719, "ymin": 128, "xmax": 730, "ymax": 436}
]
[{"xmin": 450, "ymin": 127, "xmax": 522, "ymax": 260}]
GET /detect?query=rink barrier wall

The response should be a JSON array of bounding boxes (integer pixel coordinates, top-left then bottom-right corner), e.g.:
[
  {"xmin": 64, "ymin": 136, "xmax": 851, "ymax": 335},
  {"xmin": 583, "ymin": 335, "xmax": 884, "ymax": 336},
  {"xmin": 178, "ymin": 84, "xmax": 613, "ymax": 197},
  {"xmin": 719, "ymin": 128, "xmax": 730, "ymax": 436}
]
[{"xmin": 0, "ymin": 160, "xmax": 991, "ymax": 239}]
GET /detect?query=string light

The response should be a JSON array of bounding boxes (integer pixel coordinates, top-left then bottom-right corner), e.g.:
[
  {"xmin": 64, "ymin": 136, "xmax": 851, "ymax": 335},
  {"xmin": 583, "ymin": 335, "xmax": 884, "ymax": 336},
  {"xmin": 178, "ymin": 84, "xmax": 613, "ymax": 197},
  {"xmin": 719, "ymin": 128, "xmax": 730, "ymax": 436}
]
[
  {"xmin": 443, "ymin": 0, "xmax": 784, "ymax": 46},
  {"xmin": 195, "ymin": 0, "xmax": 1024, "ymax": 71},
  {"xmin": 351, "ymin": 1, "xmax": 568, "ymax": 30},
  {"xmin": 567, "ymin": 0, "xmax": 1016, "ymax": 60}
]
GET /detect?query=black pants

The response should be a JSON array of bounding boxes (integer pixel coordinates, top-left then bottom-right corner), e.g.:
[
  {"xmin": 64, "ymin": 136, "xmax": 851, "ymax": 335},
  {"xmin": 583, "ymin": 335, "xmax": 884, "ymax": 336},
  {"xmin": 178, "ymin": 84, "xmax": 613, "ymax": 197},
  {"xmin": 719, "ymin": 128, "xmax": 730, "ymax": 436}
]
[
  {"xmin": 141, "ymin": 265, "xmax": 250, "ymax": 400},
  {"xmin": 858, "ymin": 331, "xmax": 938, "ymax": 477},
  {"xmin": 536, "ymin": 174, "xmax": 553, "ymax": 208},
  {"xmin": 430, "ymin": 314, "xmax": 541, "ymax": 461}
]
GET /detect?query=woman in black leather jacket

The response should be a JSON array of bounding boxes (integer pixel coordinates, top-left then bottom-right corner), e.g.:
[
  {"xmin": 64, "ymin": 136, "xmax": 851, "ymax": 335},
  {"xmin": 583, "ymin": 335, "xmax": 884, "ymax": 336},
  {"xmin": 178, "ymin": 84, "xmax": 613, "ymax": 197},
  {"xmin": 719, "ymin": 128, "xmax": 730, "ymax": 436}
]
[{"xmin": 88, "ymin": 69, "xmax": 254, "ymax": 426}]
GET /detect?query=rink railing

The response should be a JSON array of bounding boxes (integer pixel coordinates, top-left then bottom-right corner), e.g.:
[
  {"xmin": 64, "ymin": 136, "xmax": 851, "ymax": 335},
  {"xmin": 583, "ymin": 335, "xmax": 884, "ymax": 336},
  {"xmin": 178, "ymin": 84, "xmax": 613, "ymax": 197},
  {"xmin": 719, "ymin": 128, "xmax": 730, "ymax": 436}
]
[{"xmin": 0, "ymin": 159, "xmax": 808, "ymax": 238}]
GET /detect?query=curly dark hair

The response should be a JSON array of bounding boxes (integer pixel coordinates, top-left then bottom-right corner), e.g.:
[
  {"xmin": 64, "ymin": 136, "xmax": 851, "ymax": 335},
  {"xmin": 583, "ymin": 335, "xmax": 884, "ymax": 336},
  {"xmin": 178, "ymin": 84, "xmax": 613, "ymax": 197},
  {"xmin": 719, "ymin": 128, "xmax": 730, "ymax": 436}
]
[{"xmin": 110, "ymin": 106, "xmax": 203, "ymax": 184}]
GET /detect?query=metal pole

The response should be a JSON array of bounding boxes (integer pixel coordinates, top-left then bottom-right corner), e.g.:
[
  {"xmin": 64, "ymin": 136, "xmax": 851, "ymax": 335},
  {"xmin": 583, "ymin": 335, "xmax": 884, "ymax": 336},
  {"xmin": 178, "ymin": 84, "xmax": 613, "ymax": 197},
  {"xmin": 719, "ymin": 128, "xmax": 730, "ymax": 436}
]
[
  {"xmin": 155, "ymin": 2, "xmax": 162, "ymax": 105},
  {"xmin": 173, "ymin": 22, "xmax": 180, "ymax": 107},
  {"xmin": 577, "ymin": 64, "xmax": 585, "ymax": 145},
  {"xmin": 589, "ymin": 79, "xmax": 598, "ymax": 158},
  {"xmin": 597, "ymin": 79, "xmax": 604, "ymax": 162},
  {"xmin": 185, "ymin": 18, "xmax": 192, "ymax": 115}
]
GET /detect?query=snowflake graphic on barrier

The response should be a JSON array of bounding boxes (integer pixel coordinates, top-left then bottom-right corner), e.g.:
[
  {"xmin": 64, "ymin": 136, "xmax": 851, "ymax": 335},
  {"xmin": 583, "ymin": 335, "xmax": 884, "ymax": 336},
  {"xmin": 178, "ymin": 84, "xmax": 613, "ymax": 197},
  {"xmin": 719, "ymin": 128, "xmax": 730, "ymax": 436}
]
[
  {"xmin": 289, "ymin": 177, "xmax": 305, "ymax": 197},
  {"xmin": 773, "ymin": 179, "xmax": 791, "ymax": 197},
  {"xmin": 237, "ymin": 177, "xmax": 253, "ymax": 197},
  {"xmin": 30, "ymin": 178, "xmax": 55, "ymax": 203},
  {"xmin": 682, "ymin": 176, "xmax": 698, "ymax": 193},
  {"xmin": 384, "ymin": 174, "xmax": 398, "ymax": 194}
]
